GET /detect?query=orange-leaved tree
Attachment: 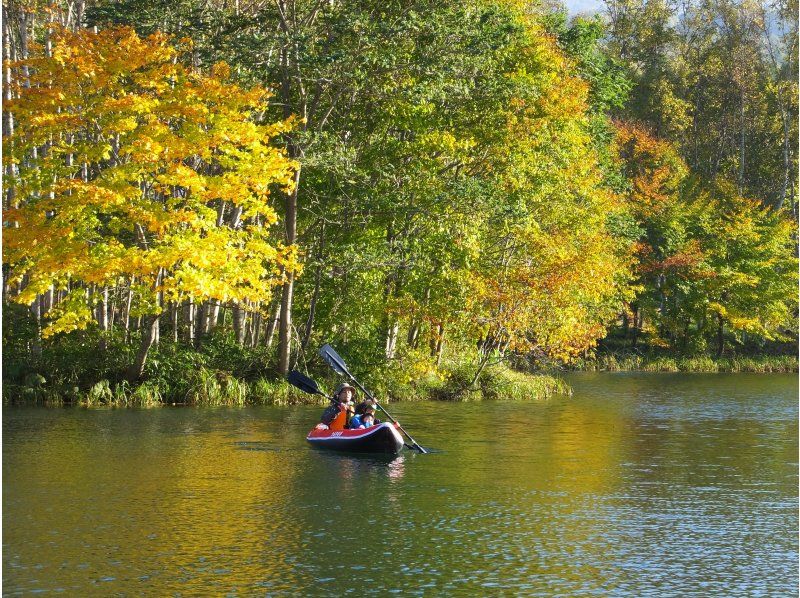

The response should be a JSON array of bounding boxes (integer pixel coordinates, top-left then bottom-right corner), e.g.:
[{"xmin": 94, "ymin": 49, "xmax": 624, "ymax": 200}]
[
  {"xmin": 3, "ymin": 26, "xmax": 299, "ymax": 379},
  {"xmin": 462, "ymin": 18, "xmax": 633, "ymax": 383},
  {"xmin": 615, "ymin": 122, "xmax": 797, "ymax": 353}
]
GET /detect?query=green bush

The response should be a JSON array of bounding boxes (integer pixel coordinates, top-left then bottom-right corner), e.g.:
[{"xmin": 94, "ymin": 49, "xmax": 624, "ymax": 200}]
[
  {"xmin": 574, "ymin": 351, "xmax": 797, "ymax": 373},
  {"xmin": 249, "ymin": 378, "xmax": 324, "ymax": 406},
  {"xmin": 362, "ymin": 351, "xmax": 570, "ymax": 402},
  {"xmin": 478, "ymin": 366, "xmax": 570, "ymax": 401},
  {"xmin": 641, "ymin": 357, "xmax": 679, "ymax": 372},
  {"xmin": 184, "ymin": 367, "xmax": 248, "ymax": 406}
]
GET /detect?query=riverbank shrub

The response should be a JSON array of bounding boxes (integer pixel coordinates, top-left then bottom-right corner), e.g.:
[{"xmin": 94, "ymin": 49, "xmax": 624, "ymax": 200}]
[
  {"xmin": 572, "ymin": 351, "xmax": 798, "ymax": 373},
  {"xmin": 184, "ymin": 368, "xmax": 249, "ymax": 407},
  {"xmin": 248, "ymin": 378, "xmax": 324, "ymax": 406},
  {"xmin": 3, "ymin": 339, "xmax": 573, "ymax": 406},
  {"xmin": 477, "ymin": 367, "xmax": 571, "ymax": 401},
  {"xmin": 366, "ymin": 351, "xmax": 571, "ymax": 402}
]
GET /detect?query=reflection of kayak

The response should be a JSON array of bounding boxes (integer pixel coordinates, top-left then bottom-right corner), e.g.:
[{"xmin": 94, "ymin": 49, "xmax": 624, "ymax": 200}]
[{"xmin": 306, "ymin": 422, "xmax": 405, "ymax": 454}]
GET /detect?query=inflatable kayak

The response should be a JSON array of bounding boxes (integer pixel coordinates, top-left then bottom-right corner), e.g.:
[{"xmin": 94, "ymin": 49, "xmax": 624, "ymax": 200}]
[{"xmin": 306, "ymin": 422, "xmax": 405, "ymax": 454}]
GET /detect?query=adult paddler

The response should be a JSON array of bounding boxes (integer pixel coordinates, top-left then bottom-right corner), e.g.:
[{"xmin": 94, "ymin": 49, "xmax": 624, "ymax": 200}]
[{"xmin": 318, "ymin": 383, "xmax": 356, "ymax": 430}]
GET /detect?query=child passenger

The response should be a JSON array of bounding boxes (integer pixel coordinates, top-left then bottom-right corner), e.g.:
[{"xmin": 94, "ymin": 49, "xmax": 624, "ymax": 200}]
[{"xmin": 349, "ymin": 406, "xmax": 377, "ymax": 429}]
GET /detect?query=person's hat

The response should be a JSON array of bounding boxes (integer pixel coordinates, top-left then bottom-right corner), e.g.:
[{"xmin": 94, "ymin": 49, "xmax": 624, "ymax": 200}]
[
  {"xmin": 362, "ymin": 406, "xmax": 376, "ymax": 416},
  {"xmin": 335, "ymin": 383, "xmax": 356, "ymax": 396}
]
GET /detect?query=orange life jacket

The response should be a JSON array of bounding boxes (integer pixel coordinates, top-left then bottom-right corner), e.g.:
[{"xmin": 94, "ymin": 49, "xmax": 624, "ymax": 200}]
[{"xmin": 329, "ymin": 403, "xmax": 354, "ymax": 431}]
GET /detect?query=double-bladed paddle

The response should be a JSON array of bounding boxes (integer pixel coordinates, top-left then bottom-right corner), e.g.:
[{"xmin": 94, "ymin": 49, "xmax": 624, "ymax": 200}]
[
  {"xmin": 319, "ymin": 343, "xmax": 428, "ymax": 454},
  {"xmin": 287, "ymin": 370, "xmax": 334, "ymax": 402}
]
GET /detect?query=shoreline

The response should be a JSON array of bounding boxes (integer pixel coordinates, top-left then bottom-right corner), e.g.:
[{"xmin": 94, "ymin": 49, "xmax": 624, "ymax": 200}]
[
  {"xmin": 5, "ymin": 354, "xmax": 795, "ymax": 408},
  {"xmin": 566, "ymin": 353, "xmax": 798, "ymax": 374},
  {"xmin": 2, "ymin": 365, "xmax": 571, "ymax": 408}
]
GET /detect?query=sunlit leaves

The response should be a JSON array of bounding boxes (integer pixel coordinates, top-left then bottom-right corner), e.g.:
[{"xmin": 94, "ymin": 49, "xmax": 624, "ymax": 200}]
[
  {"xmin": 3, "ymin": 26, "xmax": 298, "ymax": 338},
  {"xmin": 616, "ymin": 123, "xmax": 797, "ymax": 349}
]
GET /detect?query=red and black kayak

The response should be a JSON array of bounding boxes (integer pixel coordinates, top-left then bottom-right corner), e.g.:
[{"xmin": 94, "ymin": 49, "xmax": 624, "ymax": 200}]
[{"xmin": 306, "ymin": 422, "xmax": 405, "ymax": 454}]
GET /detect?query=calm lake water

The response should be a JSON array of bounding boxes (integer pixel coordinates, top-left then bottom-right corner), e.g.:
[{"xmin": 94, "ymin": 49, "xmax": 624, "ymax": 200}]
[{"xmin": 3, "ymin": 373, "xmax": 798, "ymax": 595}]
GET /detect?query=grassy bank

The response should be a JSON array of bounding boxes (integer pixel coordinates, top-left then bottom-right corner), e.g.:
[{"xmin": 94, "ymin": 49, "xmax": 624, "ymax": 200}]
[
  {"xmin": 366, "ymin": 358, "xmax": 571, "ymax": 403},
  {"xmin": 3, "ymin": 338, "xmax": 570, "ymax": 407},
  {"xmin": 571, "ymin": 352, "xmax": 798, "ymax": 373}
]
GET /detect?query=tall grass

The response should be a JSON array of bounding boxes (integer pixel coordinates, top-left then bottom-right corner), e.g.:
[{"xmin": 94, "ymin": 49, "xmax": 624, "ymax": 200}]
[
  {"xmin": 184, "ymin": 368, "xmax": 248, "ymax": 406},
  {"xmin": 574, "ymin": 352, "xmax": 798, "ymax": 373},
  {"xmin": 249, "ymin": 377, "xmax": 326, "ymax": 406},
  {"xmin": 369, "ymin": 354, "xmax": 571, "ymax": 402}
]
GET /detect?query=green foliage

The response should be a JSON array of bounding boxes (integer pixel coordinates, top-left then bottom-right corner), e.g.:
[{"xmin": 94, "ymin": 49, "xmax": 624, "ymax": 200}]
[
  {"xmin": 249, "ymin": 378, "xmax": 326, "ymax": 406},
  {"xmin": 604, "ymin": 0, "xmax": 798, "ymax": 208},
  {"xmin": 3, "ymin": 0, "xmax": 796, "ymax": 410},
  {"xmin": 348, "ymin": 348, "xmax": 570, "ymax": 402},
  {"xmin": 184, "ymin": 368, "xmax": 249, "ymax": 406},
  {"xmin": 612, "ymin": 123, "xmax": 797, "ymax": 356},
  {"xmin": 573, "ymin": 351, "xmax": 798, "ymax": 373}
]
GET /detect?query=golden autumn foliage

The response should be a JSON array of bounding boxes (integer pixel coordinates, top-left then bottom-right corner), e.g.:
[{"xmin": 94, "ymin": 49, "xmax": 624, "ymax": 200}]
[
  {"xmin": 3, "ymin": 26, "xmax": 299, "ymax": 338},
  {"xmin": 615, "ymin": 121, "xmax": 688, "ymax": 219},
  {"xmin": 614, "ymin": 122, "xmax": 797, "ymax": 350},
  {"xmin": 463, "ymin": 26, "xmax": 633, "ymax": 364}
]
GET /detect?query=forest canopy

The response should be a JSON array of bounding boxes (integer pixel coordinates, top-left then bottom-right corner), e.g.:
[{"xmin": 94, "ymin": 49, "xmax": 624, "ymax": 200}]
[{"xmin": 2, "ymin": 0, "xmax": 797, "ymax": 402}]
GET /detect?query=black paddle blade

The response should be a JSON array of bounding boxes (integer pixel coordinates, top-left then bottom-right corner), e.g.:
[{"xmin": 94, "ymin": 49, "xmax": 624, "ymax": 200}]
[
  {"xmin": 287, "ymin": 370, "xmax": 325, "ymax": 396},
  {"xmin": 405, "ymin": 443, "xmax": 428, "ymax": 454},
  {"xmin": 319, "ymin": 344, "xmax": 349, "ymax": 376}
]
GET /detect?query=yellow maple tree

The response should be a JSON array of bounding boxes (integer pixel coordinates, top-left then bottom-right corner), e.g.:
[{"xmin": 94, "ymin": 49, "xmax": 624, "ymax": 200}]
[{"xmin": 3, "ymin": 26, "xmax": 299, "ymax": 377}]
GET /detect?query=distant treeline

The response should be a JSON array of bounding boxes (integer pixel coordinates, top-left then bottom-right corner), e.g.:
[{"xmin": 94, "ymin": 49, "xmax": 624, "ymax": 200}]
[{"xmin": 2, "ymin": 0, "xmax": 796, "ymax": 400}]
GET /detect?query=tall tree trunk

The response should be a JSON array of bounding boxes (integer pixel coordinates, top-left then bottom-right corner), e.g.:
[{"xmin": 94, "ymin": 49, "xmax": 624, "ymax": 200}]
[
  {"xmin": 300, "ymin": 221, "xmax": 324, "ymax": 354},
  {"xmin": 381, "ymin": 219, "xmax": 399, "ymax": 359},
  {"xmin": 738, "ymin": 89, "xmax": 745, "ymax": 194},
  {"xmin": 153, "ymin": 308, "xmax": 160, "ymax": 346},
  {"xmin": 407, "ymin": 323, "xmax": 420, "ymax": 348},
  {"xmin": 777, "ymin": 103, "xmax": 790, "ymax": 209},
  {"xmin": 3, "ymin": 9, "xmax": 15, "ymax": 214},
  {"xmin": 278, "ymin": 273, "xmax": 295, "ymax": 374},
  {"xmin": 127, "ymin": 269, "xmax": 163, "ymax": 381},
  {"xmin": 123, "ymin": 278, "xmax": 133, "ymax": 343},
  {"xmin": 171, "ymin": 302, "xmax": 179, "ymax": 344},
  {"xmin": 277, "ymin": 163, "xmax": 300, "ymax": 375},
  {"xmin": 185, "ymin": 299, "xmax": 195, "ymax": 345},
  {"xmin": 621, "ymin": 308, "xmax": 630, "ymax": 340},
  {"xmin": 250, "ymin": 309, "xmax": 262, "ymax": 348},
  {"xmin": 43, "ymin": 285, "xmax": 54, "ymax": 314},
  {"xmin": 98, "ymin": 286, "xmax": 109, "ymax": 351},
  {"xmin": 233, "ymin": 303, "xmax": 247, "ymax": 346},
  {"xmin": 469, "ymin": 348, "xmax": 490, "ymax": 389},
  {"xmin": 265, "ymin": 295, "xmax": 281, "ymax": 349},
  {"xmin": 2, "ymin": 9, "xmax": 13, "ymax": 139},
  {"xmin": 275, "ymin": 7, "xmax": 303, "ymax": 375},
  {"xmin": 692, "ymin": 91, "xmax": 699, "ymax": 169},
  {"xmin": 210, "ymin": 300, "xmax": 221, "ymax": 330},
  {"xmin": 195, "ymin": 301, "xmax": 208, "ymax": 347},
  {"xmin": 19, "ymin": 10, "xmax": 29, "ymax": 85},
  {"xmin": 715, "ymin": 313, "xmax": 724, "ymax": 358},
  {"xmin": 631, "ymin": 305, "xmax": 640, "ymax": 349},
  {"xmin": 153, "ymin": 286, "xmax": 162, "ymax": 346},
  {"xmin": 385, "ymin": 323, "xmax": 399, "ymax": 360},
  {"xmin": 759, "ymin": 6, "xmax": 792, "ymax": 210},
  {"xmin": 128, "ymin": 314, "xmax": 159, "ymax": 382},
  {"xmin": 30, "ymin": 295, "xmax": 42, "ymax": 356}
]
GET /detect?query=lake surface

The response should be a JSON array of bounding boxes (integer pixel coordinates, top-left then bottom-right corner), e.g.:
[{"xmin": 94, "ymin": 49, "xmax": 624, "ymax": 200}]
[{"xmin": 3, "ymin": 373, "xmax": 798, "ymax": 595}]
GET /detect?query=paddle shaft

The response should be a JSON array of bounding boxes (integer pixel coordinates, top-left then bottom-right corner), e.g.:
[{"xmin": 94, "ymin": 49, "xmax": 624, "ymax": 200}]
[
  {"xmin": 318, "ymin": 345, "xmax": 427, "ymax": 453},
  {"xmin": 343, "ymin": 374, "xmax": 426, "ymax": 453}
]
